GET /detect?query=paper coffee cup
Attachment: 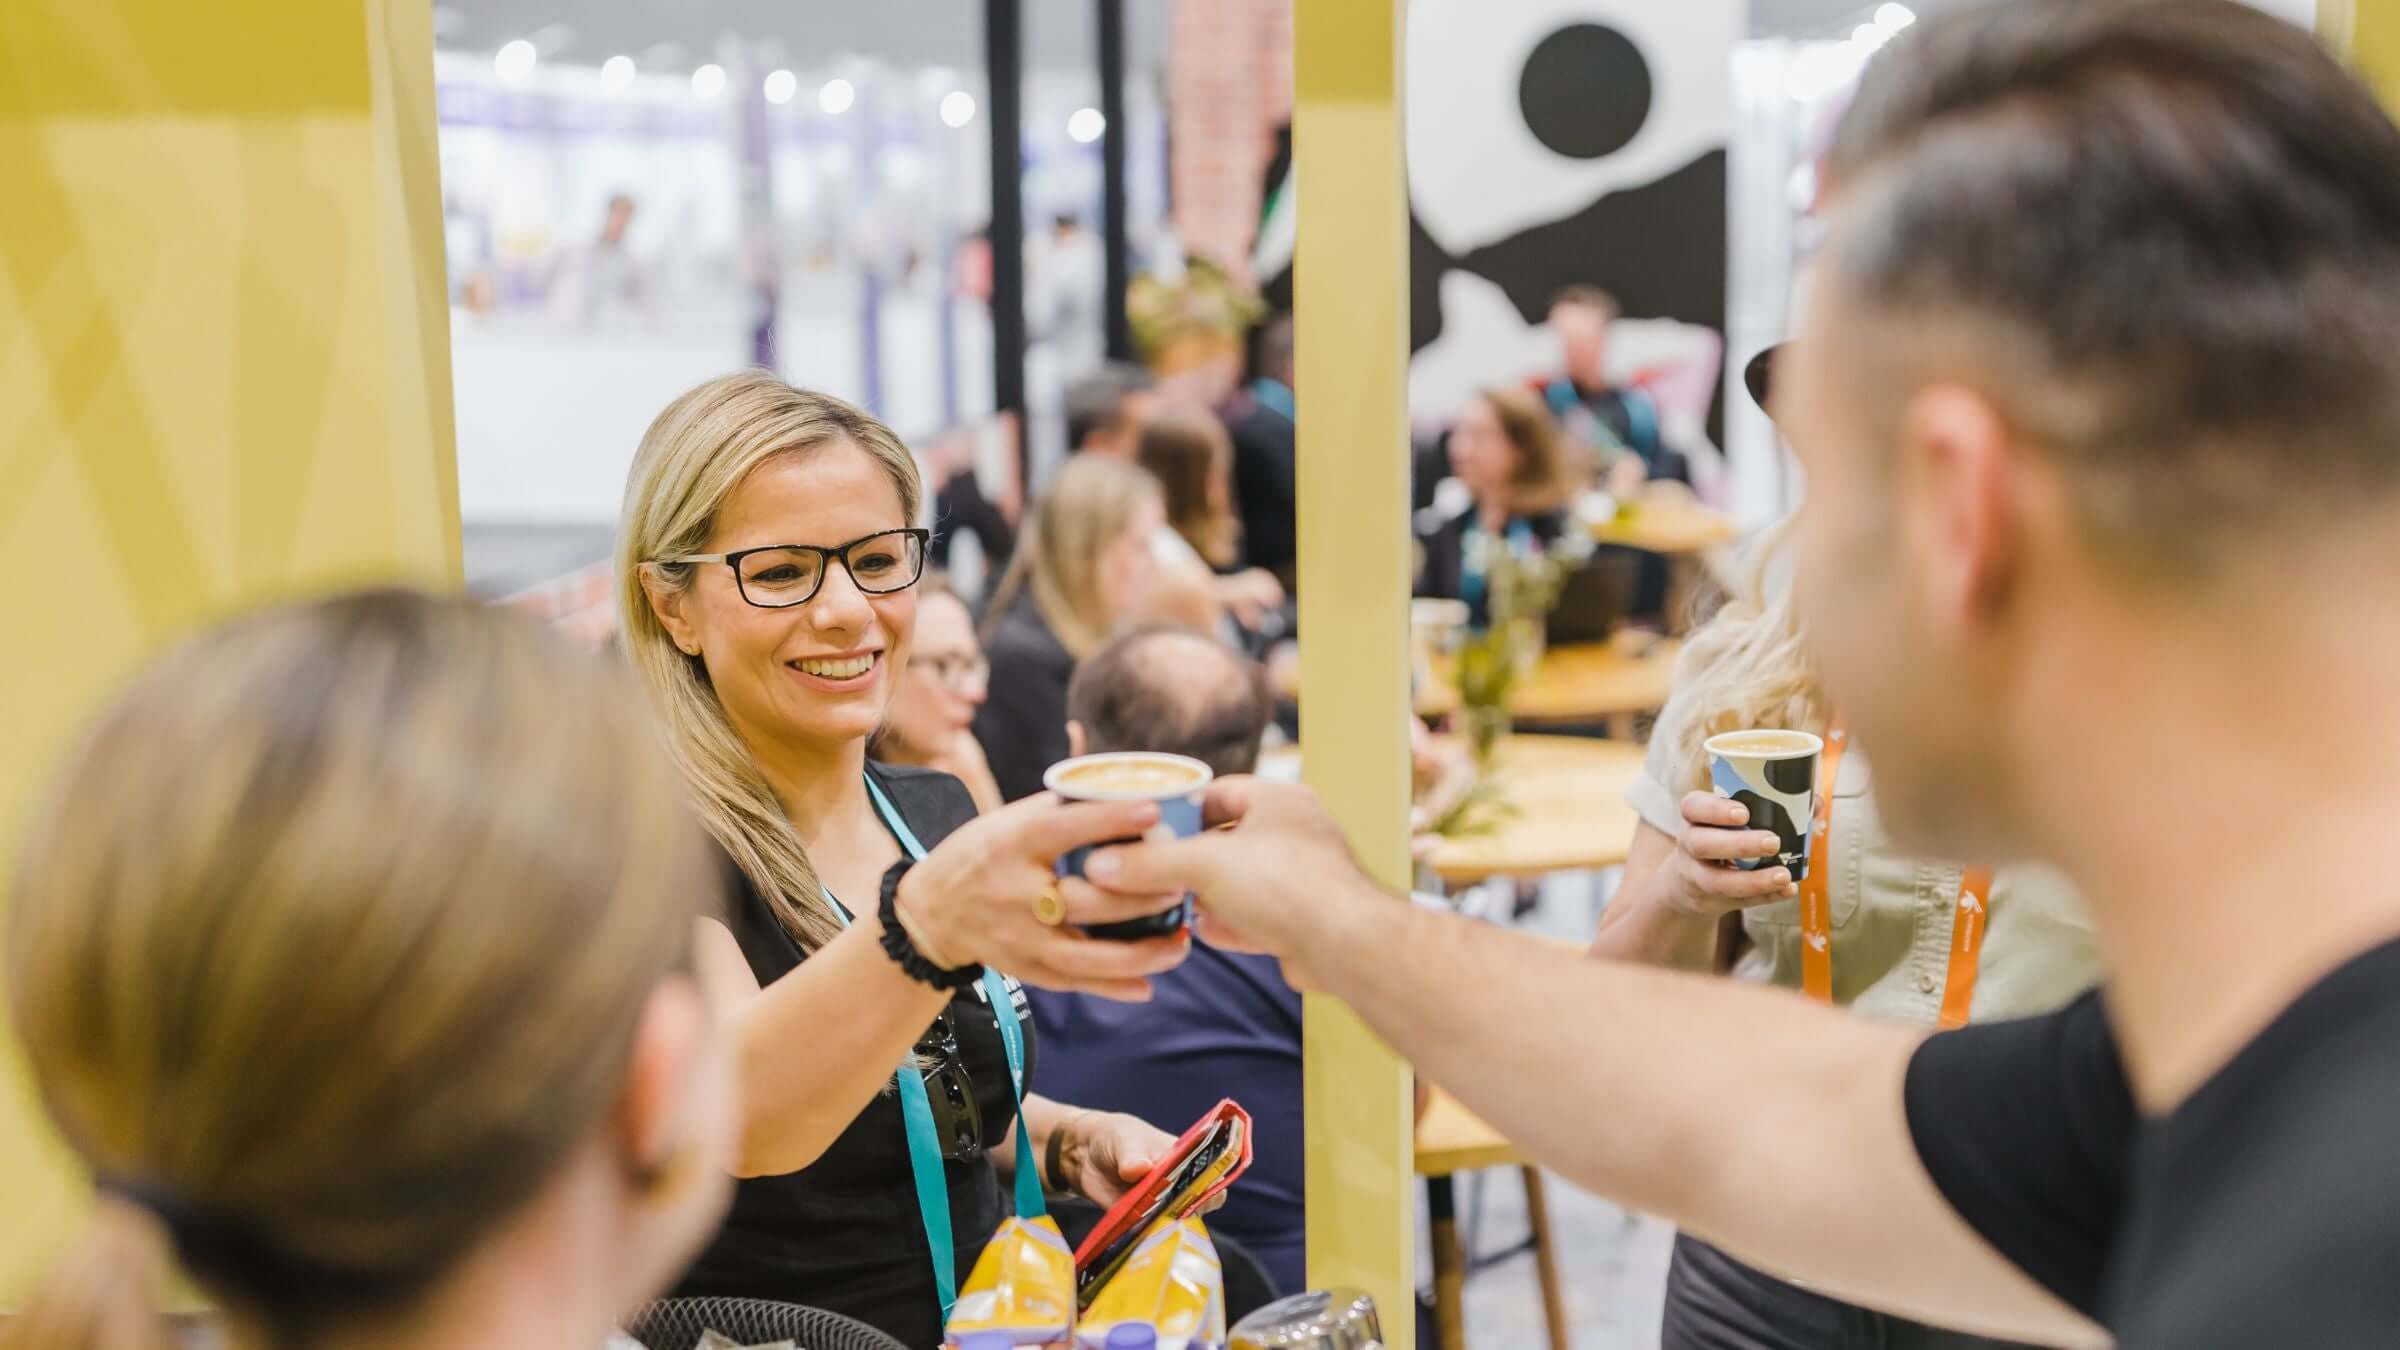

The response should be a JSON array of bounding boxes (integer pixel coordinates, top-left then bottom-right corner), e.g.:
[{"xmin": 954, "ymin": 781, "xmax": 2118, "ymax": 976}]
[
  {"xmin": 1704, "ymin": 729, "xmax": 1823, "ymax": 878},
  {"xmin": 1044, "ymin": 752, "xmax": 1213, "ymax": 940}
]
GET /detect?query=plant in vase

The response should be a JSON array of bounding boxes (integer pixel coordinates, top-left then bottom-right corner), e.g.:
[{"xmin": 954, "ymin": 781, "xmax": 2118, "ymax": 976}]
[{"xmin": 1452, "ymin": 527, "xmax": 1595, "ymax": 766}]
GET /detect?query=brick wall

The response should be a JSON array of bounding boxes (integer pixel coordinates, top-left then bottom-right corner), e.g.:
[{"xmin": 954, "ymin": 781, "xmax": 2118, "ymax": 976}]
[{"xmin": 1168, "ymin": 0, "xmax": 1293, "ymax": 282}]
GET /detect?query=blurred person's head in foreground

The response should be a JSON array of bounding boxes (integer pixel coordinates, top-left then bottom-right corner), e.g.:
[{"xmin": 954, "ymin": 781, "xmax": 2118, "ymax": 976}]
[
  {"xmin": 1065, "ymin": 362, "xmax": 1158, "ymax": 459},
  {"xmin": 1138, "ymin": 409, "xmax": 1242, "ymax": 569},
  {"xmin": 622, "ymin": 372, "xmax": 930, "ymax": 951},
  {"xmin": 984, "ymin": 453, "xmax": 1167, "ymax": 660},
  {"xmin": 876, "ymin": 577, "xmax": 989, "ymax": 765},
  {"xmin": 1782, "ymin": 0, "xmax": 2400, "ymax": 865},
  {"xmin": 1067, "ymin": 626, "xmax": 1273, "ymax": 779},
  {"xmin": 1548, "ymin": 284, "xmax": 1619, "ymax": 392},
  {"xmin": 4, "ymin": 591, "xmax": 733, "ymax": 1350},
  {"xmin": 1448, "ymin": 385, "xmax": 1579, "ymax": 521}
]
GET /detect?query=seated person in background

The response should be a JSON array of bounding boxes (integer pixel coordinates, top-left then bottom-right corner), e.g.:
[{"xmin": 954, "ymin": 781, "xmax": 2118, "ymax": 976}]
[
  {"xmin": 1221, "ymin": 311, "xmax": 1299, "ymax": 588},
  {"xmin": 5, "ymin": 591, "xmax": 737, "ymax": 1350},
  {"xmin": 1065, "ymin": 362, "xmax": 1157, "ymax": 460},
  {"xmin": 874, "ymin": 578, "xmax": 1004, "ymax": 815},
  {"xmin": 1138, "ymin": 410, "xmax": 1289, "ymax": 635},
  {"xmin": 1538, "ymin": 284, "xmax": 1691, "ymax": 492},
  {"xmin": 978, "ymin": 455, "xmax": 1221, "ymax": 801},
  {"xmin": 1416, "ymin": 386, "xmax": 1576, "ymax": 629},
  {"xmin": 1025, "ymin": 626, "xmax": 1305, "ymax": 1295}
]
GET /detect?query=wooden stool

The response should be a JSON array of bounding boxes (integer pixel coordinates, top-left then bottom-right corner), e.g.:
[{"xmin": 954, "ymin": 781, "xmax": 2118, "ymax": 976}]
[{"xmin": 1418, "ymin": 1090, "xmax": 1573, "ymax": 1350}]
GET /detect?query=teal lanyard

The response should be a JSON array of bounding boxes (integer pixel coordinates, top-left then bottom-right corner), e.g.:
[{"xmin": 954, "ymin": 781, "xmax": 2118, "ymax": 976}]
[
  {"xmin": 1460, "ymin": 517, "xmax": 1536, "ymax": 623},
  {"xmin": 827, "ymin": 773, "xmax": 1045, "ymax": 1320}
]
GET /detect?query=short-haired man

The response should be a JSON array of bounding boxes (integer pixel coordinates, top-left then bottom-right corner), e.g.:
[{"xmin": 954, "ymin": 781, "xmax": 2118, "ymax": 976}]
[
  {"xmin": 1064, "ymin": 362, "xmax": 1157, "ymax": 461},
  {"xmin": 1025, "ymin": 628, "xmax": 1305, "ymax": 1292},
  {"xmin": 1541, "ymin": 283, "xmax": 1690, "ymax": 489},
  {"xmin": 1091, "ymin": 4, "xmax": 2400, "ymax": 1345}
]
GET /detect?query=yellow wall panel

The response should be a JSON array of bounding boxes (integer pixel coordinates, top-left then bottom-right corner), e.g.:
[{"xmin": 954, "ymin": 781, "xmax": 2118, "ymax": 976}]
[
  {"xmin": 1294, "ymin": 1, "xmax": 1417, "ymax": 1343},
  {"xmin": 0, "ymin": 0, "xmax": 457, "ymax": 1300}
]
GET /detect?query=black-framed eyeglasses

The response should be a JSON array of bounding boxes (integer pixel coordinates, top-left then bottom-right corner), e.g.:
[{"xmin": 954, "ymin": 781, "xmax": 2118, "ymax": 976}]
[
  {"xmin": 661, "ymin": 528, "xmax": 929, "ymax": 609},
  {"xmin": 915, "ymin": 1007, "xmax": 984, "ymax": 1160}
]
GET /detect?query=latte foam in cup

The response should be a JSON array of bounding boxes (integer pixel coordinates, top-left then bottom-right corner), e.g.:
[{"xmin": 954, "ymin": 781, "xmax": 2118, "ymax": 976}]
[{"xmin": 1044, "ymin": 752, "xmax": 1214, "ymax": 939}]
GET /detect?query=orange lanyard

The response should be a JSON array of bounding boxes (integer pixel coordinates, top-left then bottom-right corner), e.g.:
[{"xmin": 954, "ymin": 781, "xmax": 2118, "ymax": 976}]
[{"xmin": 1797, "ymin": 725, "xmax": 1995, "ymax": 1029}]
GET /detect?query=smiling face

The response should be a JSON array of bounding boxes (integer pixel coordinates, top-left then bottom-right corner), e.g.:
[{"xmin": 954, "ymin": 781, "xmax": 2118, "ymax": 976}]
[{"xmin": 652, "ymin": 442, "xmax": 920, "ymax": 763}]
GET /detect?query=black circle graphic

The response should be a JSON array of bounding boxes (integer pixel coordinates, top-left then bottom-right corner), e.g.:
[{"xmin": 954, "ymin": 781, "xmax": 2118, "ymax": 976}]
[{"xmin": 1517, "ymin": 23, "xmax": 1653, "ymax": 161}]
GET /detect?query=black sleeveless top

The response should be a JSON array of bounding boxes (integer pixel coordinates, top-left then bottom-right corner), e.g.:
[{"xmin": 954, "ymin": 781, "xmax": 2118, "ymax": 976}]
[{"xmin": 672, "ymin": 762, "xmax": 1036, "ymax": 1350}]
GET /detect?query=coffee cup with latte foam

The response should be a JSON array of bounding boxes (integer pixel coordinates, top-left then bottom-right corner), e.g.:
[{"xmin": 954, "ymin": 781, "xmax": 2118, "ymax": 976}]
[
  {"xmin": 1044, "ymin": 752, "xmax": 1214, "ymax": 939},
  {"xmin": 1704, "ymin": 729, "xmax": 1823, "ymax": 879}
]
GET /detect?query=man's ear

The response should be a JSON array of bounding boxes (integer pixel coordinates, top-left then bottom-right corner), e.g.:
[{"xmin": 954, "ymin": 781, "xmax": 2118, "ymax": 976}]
[
  {"xmin": 1897, "ymin": 384, "xmax": 2022, "ymax": 634},
  {"xmin": 640, "ymin": 565, "xmax": 704, "ymax": 658},
  {"xmin": 1067, "ymin": 720, "xmax": 1088, "ymax": 758}
]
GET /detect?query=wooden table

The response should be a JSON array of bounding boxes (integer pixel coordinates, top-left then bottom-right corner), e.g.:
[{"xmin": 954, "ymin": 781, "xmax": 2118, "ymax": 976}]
[
  {"xmin": 1259, "ymin": 734, "xmax": 1645, "ymax": 886},
  {"xmin": 1418, "ymin": 634, "xmax": 1681, "ymax": 735},
  {"xmin": 1419, "ymin": 1087, "xmax": 1570, "ymax": 1350},
  {"xmin": 1422, "ymin": 735, "xmax": 1646, "ymax": 885},
  {"xmin": 1585, "ymin": 502, "xmax": 1740, "ymax": 554}
]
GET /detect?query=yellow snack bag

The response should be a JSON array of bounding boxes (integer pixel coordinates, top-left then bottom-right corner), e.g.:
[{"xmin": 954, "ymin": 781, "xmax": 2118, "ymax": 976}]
[
  {"xmin": 945, "ymin": 1215, "xmax": 1078, "ymax": 1348},
  {"xmin": 1077, "ymin": 1219, "xmax": 1227, "ymax": 1349}
]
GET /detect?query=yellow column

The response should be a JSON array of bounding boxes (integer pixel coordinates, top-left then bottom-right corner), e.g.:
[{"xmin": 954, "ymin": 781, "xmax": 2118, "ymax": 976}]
[
  {"xmin": 2327, "ymin": 0, "xmax": 2400, "ymax": 109},
  {"xmin": 1294, "ymin": 0, "xmax": 1416, "ymax": 1340},
  {"xmin": 0, "ymin": 0, "xmax": 459, "ymax": 1299}
]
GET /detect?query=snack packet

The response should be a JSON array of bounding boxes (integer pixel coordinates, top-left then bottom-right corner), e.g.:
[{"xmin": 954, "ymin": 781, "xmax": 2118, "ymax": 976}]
[
  {"xmin": 1076, "ymin": 1219, "xmax": 1226, "ymax": 1350},
  {"xmin": 945, "ymin": 1215, "xmax": 1078, "ymax": 1348}
]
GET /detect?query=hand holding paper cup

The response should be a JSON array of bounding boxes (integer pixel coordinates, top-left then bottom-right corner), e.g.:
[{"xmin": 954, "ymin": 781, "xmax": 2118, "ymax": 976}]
[
  {"xmin": 1704, "ymin": 730, "xmax": 1823, "ymax": 879},
  {"xmin": 1046, "ymin": 752, "xmax": 1213, "ymax": 940}
]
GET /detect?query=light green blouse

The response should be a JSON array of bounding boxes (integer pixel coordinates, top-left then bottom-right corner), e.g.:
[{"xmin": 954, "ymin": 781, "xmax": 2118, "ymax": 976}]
[{"xmin": 1626, "ymin": 717, "xmax": 2100, "ymax": 1026}]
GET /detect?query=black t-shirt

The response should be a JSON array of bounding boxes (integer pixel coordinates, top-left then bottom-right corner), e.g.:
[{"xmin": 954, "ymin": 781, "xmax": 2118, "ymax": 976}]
[
  {"xmin": 1905, "ymin": 936, "xmax": 2400, "ymax": 1347},
  {"xmin": 673, "ymin": 762, "xmax": 1035, "ymax": 1350}
]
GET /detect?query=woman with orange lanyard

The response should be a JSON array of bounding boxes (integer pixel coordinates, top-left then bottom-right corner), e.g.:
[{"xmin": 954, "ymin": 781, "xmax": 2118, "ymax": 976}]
[{"xmin": 1589, "ymin": 348, "xmax": 2100, "ymax": 1350}]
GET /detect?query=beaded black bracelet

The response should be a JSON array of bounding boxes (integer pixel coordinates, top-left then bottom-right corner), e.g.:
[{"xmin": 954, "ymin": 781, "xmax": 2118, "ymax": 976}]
[{"xmin": 877, "ymin": 858, "xmax": 984, "ymax": 991}]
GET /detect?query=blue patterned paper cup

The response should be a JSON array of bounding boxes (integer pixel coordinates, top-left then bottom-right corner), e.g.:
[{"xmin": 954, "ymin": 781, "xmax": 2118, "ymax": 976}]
[
  {"xmin": 1704, "ymin": 729, "xmax": 1823, "ymax": 879},
  {"xmin": 1044, "ymin": 752, "xmax": 1213, "ymax": 940}
]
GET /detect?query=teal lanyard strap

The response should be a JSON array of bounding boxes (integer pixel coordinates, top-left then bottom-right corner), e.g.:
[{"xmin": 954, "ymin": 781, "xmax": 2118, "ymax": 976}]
[
  {"xmin": 1461, "ymin": 518, "xmax": 1536, "ymax": 621},
  {"xmin": 847, "ymin": 773, "xmax": 1045, "ymax": 1320}
]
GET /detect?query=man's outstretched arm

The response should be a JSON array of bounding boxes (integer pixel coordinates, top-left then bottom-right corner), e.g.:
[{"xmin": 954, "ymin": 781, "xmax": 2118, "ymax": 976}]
[{"xmin": 1090, "ymin": 780, "xmax": 2107, "ymax": 1349}]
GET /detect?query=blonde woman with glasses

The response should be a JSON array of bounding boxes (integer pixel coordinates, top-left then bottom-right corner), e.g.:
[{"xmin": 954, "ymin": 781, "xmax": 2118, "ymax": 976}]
[
  {"xmin": 4, "ymin": 591, "xmax": 737, "ymax": 1350},
  {"xmin": 621, "ymin": 372, "xmax": 1193, "ymax": 1348}
]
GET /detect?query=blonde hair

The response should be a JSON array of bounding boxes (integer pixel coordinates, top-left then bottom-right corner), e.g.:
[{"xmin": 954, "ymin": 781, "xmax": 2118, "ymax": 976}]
[
  {"xmin": 3, "ymin": 590, "xmax": 708, "ymax": 1350},
  {"xmin": 1137, "ymin": 411, "xmax": 1241, "ymax": 568},
  {"xmin": 618, "ymin": 371, "xmax": 924, "ymax": 954},
  {"xmin": 1478, "ymin": 387, "xmax": 1580, "ymax": 515},
  {"xmin": 984, "ymin": 454, "xmax": 1162, "ymax": 660},
  {"xmin": 1658, "ymin": 520, "xmax": 1826, "ymax": 792}
]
